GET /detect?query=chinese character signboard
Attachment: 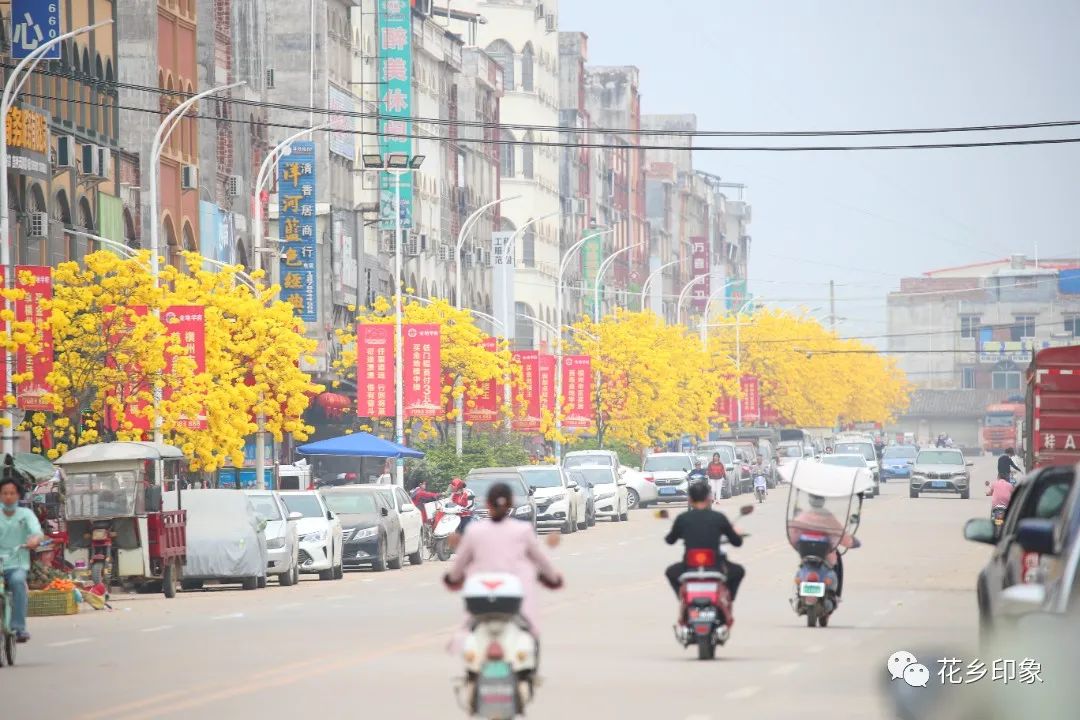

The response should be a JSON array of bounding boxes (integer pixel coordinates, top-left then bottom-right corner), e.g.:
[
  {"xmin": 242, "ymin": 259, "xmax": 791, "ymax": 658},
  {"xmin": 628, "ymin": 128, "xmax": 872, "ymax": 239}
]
[
  {"xmin": 5, "ymin": 105, "xmax": 50, "ymax": 179},
  {"xmin": 725, "ymin": 278, "xmax": 747, "ymax": 313},
  {"xmin": 357, "ymin": 324, "xmax": 394, "ymax": 417},
  {"xmin": 690, "ymin": 236, "xmax": 710, "ymax": 311},
  {"xmin": 465, "ymin": 337, "xmax": 499, "ymax": 423},
  {"xmin": 328, "ymin": 85, "xmax": 356, "ymax": 161},
  {"xmin": 404, "ymin": 324, "xmax": 441, "ymax": 418},
  {"xmin": 378, "ymin": 0, "xmax": 413, "ymax": 229},
  {"xmin": 162, "ymin": 306, "xmax": 207, "ymax": 431},
  {"xmin": 580, "ymin": 231, "xmax": 604, "ymax": 319},
  {"xmin": 11, "ymin": 1, "xmax": 60, "ymax": 59},
  {"xmin": 492, "ymin": 231, "xmax": 516, "ymax": 345},
  {"xmin": 15, "ymin": 265, "xmax": 52, "ymax": 410},
  {"xmin": 512, "ymin": 350, "xmax": 541, "ymax": 432},
  {"xmin": 740, "ymin": 375, "xmax": 760, "ymax": 423},
  {"xmin": 562, "ymin": 355, "xmax": 593, "ymax": 429},
  {"xmin": 103, "ymin": 306, "xmax": 150, "ymax": 433},
  {"xmin": 538, "ymin": 354, "xmax": 556, "ymax": 415},
  {"xmin": 278, "ymin": 140, "xmax": 317, "ymax": 322}
]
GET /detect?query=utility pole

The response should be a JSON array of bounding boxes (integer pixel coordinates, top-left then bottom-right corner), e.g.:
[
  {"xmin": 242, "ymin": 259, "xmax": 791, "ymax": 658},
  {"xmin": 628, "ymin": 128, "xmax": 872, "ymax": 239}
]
[{"xmin": 828, "ymin": 280, "xmax": 836, "ymax": 332}]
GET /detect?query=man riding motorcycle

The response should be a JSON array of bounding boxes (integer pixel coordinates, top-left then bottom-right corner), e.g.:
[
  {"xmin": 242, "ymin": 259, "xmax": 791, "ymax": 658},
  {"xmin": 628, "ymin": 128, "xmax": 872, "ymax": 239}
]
[
  {"xmin": 0, "ymin": 475, "xmax": 44, "ymax": 643},
  {"xmin": 664, "ymin": 482, "xmax": 745, "ymax": 623},
  {"xmin": 997, "ymin": 447, "xmax": 1023, "ymax": 482},
  {"xmin": 787, "ymin": 494, "xmax": 859, "ymax": 599}
]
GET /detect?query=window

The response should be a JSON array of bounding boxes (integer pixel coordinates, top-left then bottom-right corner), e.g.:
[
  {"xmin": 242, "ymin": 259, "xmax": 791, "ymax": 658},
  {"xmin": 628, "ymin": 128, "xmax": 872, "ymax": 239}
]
[
  {"xmin": 520, "ymin": 43, "xmax": 534, "ymax": 92},
  {"xmin": 499, "ymin": 130, "xmax": 515, "ymax": 177},
  {"xmin": 1011, "ymin": 315, "xmax": 1035, "ymax": 341},
  {"xmin": 992, "ymin": 370, "xmax": 1021, "ymax": 391},
  {"xmin": 485, "ymin": 40, "xmax": 515, "ymax": 90},
  {"xmin": 1066, "ymin": 316, "xmax": 1080, "ymax": 336},
  {"xmin": 961, "ymin": 367, "xmax": 976, "ymax": 389},
  {"xmin": 522, "ymin": 229, "xmax": 536, "ymax": 268},
  {"xmin": 960, "ymin": 315, "xmax": 981, "ymax": 339},
  {"xmin": 521, "ymin": 138, "xmax": 534, "ymax": 179}
]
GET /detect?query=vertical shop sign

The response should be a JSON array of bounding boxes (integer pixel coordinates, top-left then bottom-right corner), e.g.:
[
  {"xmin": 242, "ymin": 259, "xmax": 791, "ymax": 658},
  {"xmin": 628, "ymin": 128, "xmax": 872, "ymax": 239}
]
[
  {"xmin": 356, "ymin": 324, "xmax": 394, "ymax": 417},
  {"xmin": 404, "ymin": 324, "xmax": 440, "ymax": 418},
  {"xmin": 15, "ymin": 265, "xmax": 52, "ymax": 410},
  {"xmin": 561, "ymin": 355, "xmax": 593, "ymax": 429},
  {"xmin": 690, "ymin": 236, "xmax": 710, "ymax": 311},
  {"xmin": 162, "ymin": 305, "xmax": 207, "ymax": 430},
  {"xmin": 278, "ymin": 140, "xmax": 318, "ymax": 321},
  {"xmin": 511, "ymin": 350, "xmax": 541, "ymax": 432},
  {"xmin": 377, "ymin": 0, "xmax": 413, "ymax": 229}
]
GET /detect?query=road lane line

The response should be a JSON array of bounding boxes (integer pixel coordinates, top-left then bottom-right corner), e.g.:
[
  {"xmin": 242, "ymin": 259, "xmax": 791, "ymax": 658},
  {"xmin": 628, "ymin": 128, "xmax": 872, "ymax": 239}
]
[
  {"xmin": 211, "ymin": 612, "xmax": 245, "ymax": 621},
  {"xmin": 140, "ymin": 625, "xmax": 173, "ymax": 633},
  {"xmin": 771, "ymin": 662, "xmax": 801, "ymax": 676},
  {"xmin": 569, "ymin": 552, "xmax": 581, "ymax": 557},
  {"xmin": 326, "ymin": 594, "xmax": 353, "ymax": 601},
  {"xmin": 805, "ymin": 644, "xmax": 824, "ymax": 654},
  {"xmin": 724, "ymin": 685, "xmax": 761, "ymax": 700},
  {"xmin": 48, "ymin": 638, "xmax": 91, "ymax": 647},
  {"xmin": 275, "ymin": 602, "xmax": 303, "ymax": 610}
]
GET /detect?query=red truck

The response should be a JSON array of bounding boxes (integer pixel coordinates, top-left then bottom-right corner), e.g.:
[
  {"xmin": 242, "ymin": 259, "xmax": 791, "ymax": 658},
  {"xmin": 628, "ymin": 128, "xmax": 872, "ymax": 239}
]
[
  {"xmin": 982, "ymin": 402, "xmax": 1023, "ymax": 454},
  {"xmin": 1024, "ymin": 345, "xmax": 1080, "ymax": 470}
]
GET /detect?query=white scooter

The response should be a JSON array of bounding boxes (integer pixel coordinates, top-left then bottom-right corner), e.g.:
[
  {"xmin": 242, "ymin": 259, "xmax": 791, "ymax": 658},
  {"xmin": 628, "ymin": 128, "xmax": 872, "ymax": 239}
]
[
  {"xmin": 457, "ymin": 573, "xmax": 539, "ymax": 719},
  {"xmin": 431, "ymin": 500, "xmax": 466, "ymax": 562}
]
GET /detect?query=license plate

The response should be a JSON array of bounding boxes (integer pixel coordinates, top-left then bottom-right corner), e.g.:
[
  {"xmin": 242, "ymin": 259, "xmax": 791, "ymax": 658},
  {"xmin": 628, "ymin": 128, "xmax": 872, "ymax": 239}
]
[
  {"xmin": 799, "ymin": 581, "xmax": 826, "ymax": 597},
  {"xmin": 659, "ymin": 487, "xmax": 677, "ymax": 496},
  {"xmin": 686, "ymin": 582, "xmax": 719, "ymax": 593},
  {"xmin": 931, "ymin": 481, "xmax": 947, "ymax": 488},
  {"xmin": 689, "ymin": 608, "xmax": 716, "ymax": 621},
  {"xmin": 481, "ymin": 661, "xmax": 512, "ymax": 679}
]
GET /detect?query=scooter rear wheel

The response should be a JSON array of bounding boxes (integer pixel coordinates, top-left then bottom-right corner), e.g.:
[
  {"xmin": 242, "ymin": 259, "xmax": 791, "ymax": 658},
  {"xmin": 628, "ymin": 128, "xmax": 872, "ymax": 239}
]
[
  {"xmin": 806, "ymin": 605, "xmax": 819, "ymax": 628},
  {"xmin": 435, "ymin": 537, "xmax": 452, "ymax": 562},
  {"xmin": 696, "ymin": 636, "xmax": 716, "ymax": 660},
  {"xmin": 818, "ymin": 611, "xmax": 830, "ymax": 628}
]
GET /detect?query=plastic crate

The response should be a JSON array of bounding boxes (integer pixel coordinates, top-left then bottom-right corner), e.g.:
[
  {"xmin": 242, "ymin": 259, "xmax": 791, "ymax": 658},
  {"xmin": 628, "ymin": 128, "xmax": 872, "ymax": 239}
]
[{"xmin": 27, "ymin": 589, "xmax": 78, "ymax": 617}]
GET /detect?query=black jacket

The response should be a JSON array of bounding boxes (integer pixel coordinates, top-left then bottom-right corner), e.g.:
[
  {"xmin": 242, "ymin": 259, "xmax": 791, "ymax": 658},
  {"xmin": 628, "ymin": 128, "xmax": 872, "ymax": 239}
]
[{"xmin": 665, "ymin": 508, "xmax": 742, "ymax": 561}]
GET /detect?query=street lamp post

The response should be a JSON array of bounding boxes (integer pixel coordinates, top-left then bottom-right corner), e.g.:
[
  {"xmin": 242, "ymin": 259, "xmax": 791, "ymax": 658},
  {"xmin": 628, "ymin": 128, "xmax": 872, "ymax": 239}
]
[
  {"xmin": 699, "ymin": 280, "xmax": 740, "ymax": 346},
  {"xmin": 553, "ymin": 227, "xmax": 613, "ymax": 462},
  {"xmin": 674, "ymin": 274, "xmax": 710, "ymax": 326},
  {"xmin": 593, "ymin": 242, "xmax": 646, "ymax": 324},
  {"xmin": 733, "ymin": 298, "xmax": 754, "ymax": 428},
  {"xmin": 362, "ymin": 153, "xmax": 425, "ymax": 486},
  {"xmin": 639, "ymin": 259, "xmax": 680, "ymax": 314},
  {"xmin": 452, "ymin": 195, "xmax": 519, "ymax": 457},
  {"xmin": 251, "ymin": 122, "xmax": 329, "ymax": 489},
  {"xmin": 149, "ymin": 81, "xmax": 245, "ymax": 447},
  {"xmin": 1, "ymin": 20, "xmax": 113, "ymax": 455}
]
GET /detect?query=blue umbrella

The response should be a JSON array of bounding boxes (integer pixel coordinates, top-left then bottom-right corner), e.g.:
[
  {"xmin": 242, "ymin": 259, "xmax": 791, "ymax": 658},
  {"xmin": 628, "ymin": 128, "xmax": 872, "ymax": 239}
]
[{"xmin": 296, "ymin": 432, "xmax": 424, "ymax": 459}]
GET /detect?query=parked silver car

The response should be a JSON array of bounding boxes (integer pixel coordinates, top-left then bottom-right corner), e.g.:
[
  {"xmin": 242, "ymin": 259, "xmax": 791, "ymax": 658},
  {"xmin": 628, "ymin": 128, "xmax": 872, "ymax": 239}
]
[
  {"xmin": 245, "ymin": 490, "xmax": 301, "ymax": 586},
  {"xmin": 910, "ymin": 448, "xmax": 973, "ymax": 499}
]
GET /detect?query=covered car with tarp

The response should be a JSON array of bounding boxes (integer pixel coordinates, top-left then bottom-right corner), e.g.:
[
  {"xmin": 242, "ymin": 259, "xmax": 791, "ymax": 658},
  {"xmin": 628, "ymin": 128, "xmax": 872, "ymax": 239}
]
[{"xmin": 163, "ymin": 490, "xmax": 268, "ymax": 591}]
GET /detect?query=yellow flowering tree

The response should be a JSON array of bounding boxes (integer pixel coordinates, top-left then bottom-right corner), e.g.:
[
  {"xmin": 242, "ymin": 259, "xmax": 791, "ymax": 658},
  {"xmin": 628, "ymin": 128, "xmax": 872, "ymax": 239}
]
[{"xmin": 15, "ymin": 250, "xmax": 321, "ymax": 469}]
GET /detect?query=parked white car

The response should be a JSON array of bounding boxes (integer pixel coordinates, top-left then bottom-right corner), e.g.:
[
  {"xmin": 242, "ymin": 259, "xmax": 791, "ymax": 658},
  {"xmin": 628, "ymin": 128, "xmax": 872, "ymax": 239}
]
[
  {"xmin": 244, "ymin": 490, "xmax": 301, "ymax": 586},
  {"xmin": 374, "ymin": 485, "xmax": 425, "ymax": 565},
  {"xmin": 619, "ymin": 465, "xmax": 659, "ymax": 509},
  {"xmin": 279, "ymin": 491, "xmax": 344, "ymax": 580},
  {"xmin": 574, "ymin": 465, "xmax": 629, "ymax": 522},
  {"xmin": 643, "ymin": 452, "xmax": 696, "ymax": 504},
  {"xmin": 563, "ymin": 450, "xmax": 620, "ymax": 472},
  {"xmin": 519, "ymin": 465, "xmax": 587, "ymax": 533}
]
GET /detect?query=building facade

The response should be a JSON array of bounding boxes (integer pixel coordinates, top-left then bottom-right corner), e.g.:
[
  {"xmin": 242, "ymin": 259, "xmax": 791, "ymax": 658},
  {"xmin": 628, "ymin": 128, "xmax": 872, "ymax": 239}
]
[{"xmin": 887, "ymin": 255, "xmax": 1080, "ymax": 391}]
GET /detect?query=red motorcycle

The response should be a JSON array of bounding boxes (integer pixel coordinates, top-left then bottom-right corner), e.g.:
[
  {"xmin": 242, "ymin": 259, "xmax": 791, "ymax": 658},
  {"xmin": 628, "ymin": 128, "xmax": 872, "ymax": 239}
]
[{"xmin": 675, "ymin": 547, "xmax": 734, "ymax": 660}]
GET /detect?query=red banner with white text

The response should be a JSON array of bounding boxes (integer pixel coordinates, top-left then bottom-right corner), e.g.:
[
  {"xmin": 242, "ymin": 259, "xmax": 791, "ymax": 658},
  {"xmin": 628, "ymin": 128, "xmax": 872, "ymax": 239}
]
[
  {"xmin": 357, "ymin": 324, "xmax": 394, "ymax": 417},
  {"xmin": 690, "ymin": 236, "xmax": 710, "ymax": 312},
  {"xmin": 538, "ymin": 354, "xmax": 556, "ymax": 415},
  {"xmin": 162, "ymin": 305, "xmax": 207, "ymax": 431},
  {"xmin": 15, "ymin": 266, "xmax": 53, "ymax": 411},
  {"xmin": 465, "ymin": 337, "xmax": 500, "ymax": 423},
  {"xmin": 716, "ymin": 375, "xmax": 761, "ymax": 424},
  {"xmin": 512, "ymin": 350, "xmax": 541, "ymax": 432},
  {"xmin": 561, "ymin": 355, "xmax": 593, "ymax": 429},
  {"xmin": 404, "ymin": 324, "xmax": 441, "ymax": 418},
  {"xmin": 104, "ymin": 306, "xmax": 151, "ymax": 433}
]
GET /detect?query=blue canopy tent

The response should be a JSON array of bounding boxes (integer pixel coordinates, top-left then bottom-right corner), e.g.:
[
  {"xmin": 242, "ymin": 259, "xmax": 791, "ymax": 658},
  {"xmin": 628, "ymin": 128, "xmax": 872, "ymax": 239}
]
[{"xmin": 296, "ymin": 432, "xmax": 424, "ymax": 459}]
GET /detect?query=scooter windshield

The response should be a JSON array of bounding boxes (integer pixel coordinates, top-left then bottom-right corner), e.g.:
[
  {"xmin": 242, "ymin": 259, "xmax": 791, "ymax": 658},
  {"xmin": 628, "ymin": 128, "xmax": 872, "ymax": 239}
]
[{"xmin": 785, "ymin": 488, "xmax": 860, "ymax": 557}]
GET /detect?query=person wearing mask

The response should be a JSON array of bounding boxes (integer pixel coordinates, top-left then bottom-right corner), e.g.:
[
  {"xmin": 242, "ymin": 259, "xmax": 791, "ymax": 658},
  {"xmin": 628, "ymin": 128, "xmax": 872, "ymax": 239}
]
[
  {"xmin": 997, "ymin": 448, "xmax": 1023, "ymax": 482},
  {"xmin": 664, "ymin": 482, "xmax": 745, "ymax": 623},
  {"xmin": 0, "ymin": 475, "xmax": 44, "ymax": 643},
  {"xmin": 444, "ymin": 483, "xmax": 563, "ymax": 659},
  {"xmin": 787, "ymin": 494, "xmax": 860, "ymax": 599},
  {"xmin": 448, "ymin": 477, "xmax": 476, "ymax": 535}
]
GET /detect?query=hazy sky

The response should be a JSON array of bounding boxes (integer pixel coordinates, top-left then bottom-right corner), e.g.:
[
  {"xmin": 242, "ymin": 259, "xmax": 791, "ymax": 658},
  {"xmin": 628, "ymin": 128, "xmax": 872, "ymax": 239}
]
[{"xmin": 560, "ymin": 0, "xmax": 1080, "ymax": 338}]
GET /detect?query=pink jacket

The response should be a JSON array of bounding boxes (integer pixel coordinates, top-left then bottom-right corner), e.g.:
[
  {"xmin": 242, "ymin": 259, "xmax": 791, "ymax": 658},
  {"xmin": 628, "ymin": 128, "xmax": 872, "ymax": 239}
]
[
  {"xmin": 987, "ymin": 479, "xmax": 1014, "ymax": 507},
  {"xmin": 788, "ymin": 510, "xmax": 855, "ymax": 566},
  {"xmin": 447, "ymin": 518, "xmax": 559, "ymax": 631}
]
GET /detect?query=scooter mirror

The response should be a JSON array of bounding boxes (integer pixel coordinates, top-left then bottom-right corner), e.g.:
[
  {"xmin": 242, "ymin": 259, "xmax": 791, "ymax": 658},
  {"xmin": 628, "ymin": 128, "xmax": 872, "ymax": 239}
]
[{"xmin": 738, "ymin": 504, "xmax": 755, "ymax": 516}]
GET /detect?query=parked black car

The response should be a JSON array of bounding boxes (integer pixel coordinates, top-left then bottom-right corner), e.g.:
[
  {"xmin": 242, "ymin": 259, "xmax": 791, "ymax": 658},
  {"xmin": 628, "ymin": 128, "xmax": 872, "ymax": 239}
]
[
  {"xmin": 465, "ymin": 467, "xmax": 537, "ymax": 531},
  {"xmin": 321, "ymin": 485, "xmax": 405, "ymax": 572}
]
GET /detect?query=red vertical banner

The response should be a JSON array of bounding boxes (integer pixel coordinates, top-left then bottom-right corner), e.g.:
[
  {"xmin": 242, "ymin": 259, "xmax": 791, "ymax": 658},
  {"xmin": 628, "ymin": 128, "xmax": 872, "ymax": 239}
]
[
  {"xmin": 15, "ymin": 266, "xmax": 53, "ymax": 411},
  {"xmin": 162, "ymin": 305, "xmax": 207, "ymax": 430},
  {"xmin": 511, "ymin": 349, "xmax": 540, "ymax": 431},
  {"xmin": 104, "ymin": 306, "xmax": 151, "ymax": 433},
  {"xmin": 404, "ymin": 324, "xmax": 441, "ymax": 418},
  {"xmin": 740, "ymin": 375, "xmax": 760, "ymax": 423},
  {"xmin": 0, "ymin": 267, "xmax": 5, "ymax": 399},
  {"xmin": 356, "ymin": 324, "xmax": 394, "ymax": 417},
  {"xmin": 561, "ymin": 355, "xmax": 593, "ymax": 429},
  {"xmin": 537, "ymin": 354, "xmax": 556, "ymax": 415},
  {"xmin": 464, "ymin": 337, "xmax": 499, "ymax": 423},
  {"xmin": 690, "ymin": 236, "xmax": 710, "ymax": 311}
]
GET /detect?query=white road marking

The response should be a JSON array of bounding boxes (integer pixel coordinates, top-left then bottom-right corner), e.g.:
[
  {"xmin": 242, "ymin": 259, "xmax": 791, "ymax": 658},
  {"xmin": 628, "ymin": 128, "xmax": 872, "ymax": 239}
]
[
  {"xmin": 275, "ymin": 602, "xmax": 303, "ymax": 611},
  {"xmin": 326, "ymin": 594, "xmax": 353, "ymax": 601},
  {"xmin": 805, "ymin": 644, "xmax": 824, "ymax": 654},
  {"xmin": 212, "ymin": 612, "xmax": 245, "ymax": 621},
  {"xmin": 48, "ymin": 638, "xmax": 91, "ymax": 647},
  {"xmin": 569, "ymin": 552, "xmax": 582, "ymax": 557},
  {"xmin": 140, "ymin": 625, "xmax": 174, "ymax": 633},
  {"xmin": 771, "ymin": 662, "xmax": 801, "ymax": 676},
  {"xmin": 361, "ymin": 578, "xmax": 375, "ymax": 583},
  {"xmin": 724, "ymin": 685, "xmax": 761, "ymax": 700}
]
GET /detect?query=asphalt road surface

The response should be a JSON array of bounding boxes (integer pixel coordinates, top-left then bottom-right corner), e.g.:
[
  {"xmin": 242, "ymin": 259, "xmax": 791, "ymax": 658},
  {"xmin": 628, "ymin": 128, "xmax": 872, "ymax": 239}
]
[{"xmin": 9, "ymin": 458, "xmax": 1002, "ymax": 720}]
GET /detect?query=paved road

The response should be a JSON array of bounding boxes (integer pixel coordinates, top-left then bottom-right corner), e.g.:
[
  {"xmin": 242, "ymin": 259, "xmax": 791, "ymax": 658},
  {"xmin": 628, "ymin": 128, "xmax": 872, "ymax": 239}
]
[{"xmin": 8, "ymin": 459, "xmax": 999, "ymax": 720}]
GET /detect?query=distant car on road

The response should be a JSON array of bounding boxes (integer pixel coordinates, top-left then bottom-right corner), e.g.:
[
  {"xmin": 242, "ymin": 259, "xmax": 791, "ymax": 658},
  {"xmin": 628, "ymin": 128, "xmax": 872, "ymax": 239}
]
[
  {"xmin": 279, "ymin": 490, "xmax": 344, "ymax": 580},
  {"xmin": 574, "ymin": 465, "xmax": 629, "ymax": 522},
  {"xmin": 880, "ymin": 445, "xmax": 918, "ymax": 481},
  {"xmin": 909, "ymin": 448, "xmax": 972, "ymax": 499},
  {"xmin": 244, "ymin": 490, "xmax": 301, "ymax": 586},
  {"xmin": 619, "ymin": 465, "xmax": 659, "ymax": 509},
  {"xmin": 466, "ymin": 468, "xmax": 537, "ymax": 530},
  {"xmin": 563, "ymin": 450, "xmax": 620, "ymax": 472},
  {"xmin": 566, "ymin": 469, "xmax": 597, "ymax": 527},
  {"xmin": 519, "ymin": 465, "xmax": 587, "ymax": 533},
  {"xmin": 642, "ymin": 452, "xmax": 694, "ymax": 505},
  {"xmin": 819, "ymin": 454, "xmax": 878, "ymax": 498},
  {"xmin": 374, "ymin": 484, "xmax": 426, "ymax": 566},
  {"xmin": 323, "ymin": 485, "xmax": 406, "ymax": 572},
  {"xmin": 833, "ymin": 440, "xmax": 881, "ymax": 495}
]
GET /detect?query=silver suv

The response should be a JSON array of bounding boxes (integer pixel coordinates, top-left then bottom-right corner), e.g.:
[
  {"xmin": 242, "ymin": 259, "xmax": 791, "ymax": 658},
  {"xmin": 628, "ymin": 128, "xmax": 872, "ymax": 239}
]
[{"xmin": 910, "ymin": 448, "xmax": 973, "ymax": 499}]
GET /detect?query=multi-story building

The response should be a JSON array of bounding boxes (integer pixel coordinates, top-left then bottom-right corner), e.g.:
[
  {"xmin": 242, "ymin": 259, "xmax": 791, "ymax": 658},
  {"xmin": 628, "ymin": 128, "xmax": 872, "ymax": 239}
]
[
  {"xmin": 195, "ymin": 0, "xmax": 270, "ymax": 270},
  {"xmin": 2, "ymin": 1, "xmax": 123, "ymax": 268},
  {"xmin": 887, "ymin": 255, "xmax": 1080, "ymax": 390},
  {"xmin": 448, "ymin": 0, "xmax": 562, "ymax": 350},
  {"xmin": 118, "ymin": 0, "xmax": 201, "ymax": 265}
]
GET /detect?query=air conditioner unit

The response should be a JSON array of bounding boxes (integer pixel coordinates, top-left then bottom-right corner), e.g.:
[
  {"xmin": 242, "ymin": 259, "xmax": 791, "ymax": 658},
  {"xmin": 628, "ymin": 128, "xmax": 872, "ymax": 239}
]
[
  {"xmin": 55, "ymin": 136, "xmax": 76, "ymax": 168},
  {"xmin": 437, "ymin": 243, "xmax": 450, "ymax": 262},
  {"xmin": 80, "ymin": 143, "xmax": 97, "ymax": 176},
  {"xmin": 27, "ymin": 212, "xmax": 49, "ymax": 238},
  {"xmin": 265, "ymin": 68, "xmax": 275, "ymax": 89},
  {"xmin": 545, "ymin": 13, "xmax": 556, "ymax": 32},
  {"xmin": 226, "ymin": 175, "xmax": 242, "ymax": 197},
  {"xmin": 181, "ymin": 165, "xmax": 199, "ymax": 190},
  {"xmin": 405, "ymin": 234, "xmax": 420, "ymax": 257}
]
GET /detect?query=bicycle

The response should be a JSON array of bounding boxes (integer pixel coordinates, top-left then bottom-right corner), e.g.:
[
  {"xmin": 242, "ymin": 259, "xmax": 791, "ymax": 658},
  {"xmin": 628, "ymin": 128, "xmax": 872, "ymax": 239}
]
[{"xmin": 0, "ymin": 545, "xmax": 26, "ymax": 667}]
